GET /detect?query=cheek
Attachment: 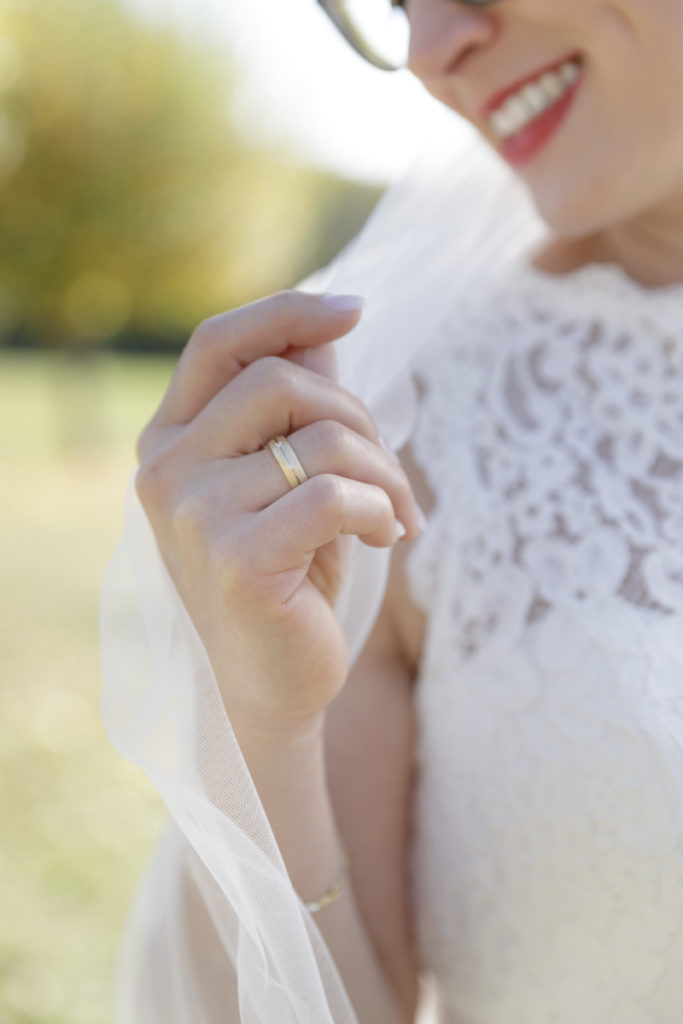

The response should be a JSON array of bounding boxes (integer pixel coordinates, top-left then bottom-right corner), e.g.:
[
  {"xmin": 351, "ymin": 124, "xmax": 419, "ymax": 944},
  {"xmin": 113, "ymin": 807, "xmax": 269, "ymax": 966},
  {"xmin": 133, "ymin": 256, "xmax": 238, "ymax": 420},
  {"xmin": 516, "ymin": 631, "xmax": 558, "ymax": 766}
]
[
  {"xmin": 520, "ymin": 38, "xmax": 683, "ymax": 236},
  {"xmin": 418, "ymin": 77, "xmax": 466, "ymax": 122},
  {"xmin": 525, "ymin": 110, "xmax": 683, "ymax": 239}
]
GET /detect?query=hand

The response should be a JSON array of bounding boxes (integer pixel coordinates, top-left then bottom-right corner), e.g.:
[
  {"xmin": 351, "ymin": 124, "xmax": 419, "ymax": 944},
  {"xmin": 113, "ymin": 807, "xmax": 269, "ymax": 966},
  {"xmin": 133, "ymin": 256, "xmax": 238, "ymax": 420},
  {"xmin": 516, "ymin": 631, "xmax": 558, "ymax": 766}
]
[{"xmin": 134, "ymin": 291, "xmax": 423, "ymax": 740}]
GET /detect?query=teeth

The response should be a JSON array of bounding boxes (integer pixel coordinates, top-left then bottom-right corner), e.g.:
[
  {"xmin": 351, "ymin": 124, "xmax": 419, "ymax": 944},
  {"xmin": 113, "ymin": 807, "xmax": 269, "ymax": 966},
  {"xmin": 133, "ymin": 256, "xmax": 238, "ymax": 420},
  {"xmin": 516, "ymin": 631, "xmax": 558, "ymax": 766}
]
[
  {"xmin": 539, "ymin": 71, "xmax": 564, "ymax": 101},
  {"xmin": 489, "ymin": 59, "xmax": 582, "ymax": 141},
  {"xmin": 521, "ymin": 82, "xmax": 549, "ymax": 115},
  {"xmin": 559, "ymin": 61, "xmax": 580, "ymax": 87}
]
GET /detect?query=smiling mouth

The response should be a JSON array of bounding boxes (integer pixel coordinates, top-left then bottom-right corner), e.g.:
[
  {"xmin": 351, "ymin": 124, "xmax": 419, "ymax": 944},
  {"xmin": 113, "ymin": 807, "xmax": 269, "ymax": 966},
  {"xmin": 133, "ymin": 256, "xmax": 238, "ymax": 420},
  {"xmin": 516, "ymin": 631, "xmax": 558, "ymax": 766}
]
[{"xmin": 481, "ymin": 54, "xmax": 584, "ymax": 142}]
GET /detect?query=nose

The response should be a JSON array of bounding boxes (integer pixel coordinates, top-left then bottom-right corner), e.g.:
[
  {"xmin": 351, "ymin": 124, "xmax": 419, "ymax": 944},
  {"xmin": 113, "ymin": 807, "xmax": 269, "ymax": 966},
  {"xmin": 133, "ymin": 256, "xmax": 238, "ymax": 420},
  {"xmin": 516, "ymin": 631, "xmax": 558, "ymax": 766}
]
[{"xmin": 406, "ymin": 1, "xmax": 498, "ymax": 82}]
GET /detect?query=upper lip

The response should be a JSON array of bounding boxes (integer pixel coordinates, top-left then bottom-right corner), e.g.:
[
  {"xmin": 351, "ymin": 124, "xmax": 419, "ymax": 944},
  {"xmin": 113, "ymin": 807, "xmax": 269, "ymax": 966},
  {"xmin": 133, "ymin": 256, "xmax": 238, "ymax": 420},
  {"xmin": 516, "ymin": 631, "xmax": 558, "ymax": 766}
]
[{"xmin": 476, "ymin": 51, "xmax": 583, "ymax": 119}]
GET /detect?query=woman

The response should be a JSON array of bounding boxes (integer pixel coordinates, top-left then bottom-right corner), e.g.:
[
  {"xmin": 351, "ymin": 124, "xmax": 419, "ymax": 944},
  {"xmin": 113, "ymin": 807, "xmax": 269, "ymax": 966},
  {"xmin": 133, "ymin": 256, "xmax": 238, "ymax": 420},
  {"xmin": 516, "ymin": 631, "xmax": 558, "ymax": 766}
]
[{"xmin": 100, "ymin": 1, "xmax": 683, "ymax": 1022}]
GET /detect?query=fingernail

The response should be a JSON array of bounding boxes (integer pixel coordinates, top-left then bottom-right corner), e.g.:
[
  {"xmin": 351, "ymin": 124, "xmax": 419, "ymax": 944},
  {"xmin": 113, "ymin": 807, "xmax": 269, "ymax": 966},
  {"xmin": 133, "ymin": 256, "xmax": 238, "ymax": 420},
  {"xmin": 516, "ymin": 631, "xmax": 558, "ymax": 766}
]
[
  {"xmin": 392, "ymin": 518, "xmax": 407, "ymax": 542},
  {"xmin": 319, "ymin": 293, "xmax": 365, "ymax": 313},
  {"xmin": 415, "ymin": 505, "xmax": 428, "ymax": 531}
]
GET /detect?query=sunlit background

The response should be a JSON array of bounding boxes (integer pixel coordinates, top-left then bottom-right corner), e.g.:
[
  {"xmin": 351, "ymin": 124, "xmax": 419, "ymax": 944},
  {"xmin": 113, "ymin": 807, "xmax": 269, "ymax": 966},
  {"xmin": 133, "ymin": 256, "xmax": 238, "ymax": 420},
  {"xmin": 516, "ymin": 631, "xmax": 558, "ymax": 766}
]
[{"xmin": 0, "ymin": 0, "xmax": 462, "ymax": 1019}]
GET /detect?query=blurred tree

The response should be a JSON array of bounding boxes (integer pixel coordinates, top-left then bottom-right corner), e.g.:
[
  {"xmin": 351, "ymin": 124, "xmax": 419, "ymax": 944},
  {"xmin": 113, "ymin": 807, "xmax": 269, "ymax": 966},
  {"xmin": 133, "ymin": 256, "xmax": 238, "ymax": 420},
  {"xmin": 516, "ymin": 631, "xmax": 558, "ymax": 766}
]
[{"xmin": 0, "ymin": 0, "xmax": 381, "ymax": 351}]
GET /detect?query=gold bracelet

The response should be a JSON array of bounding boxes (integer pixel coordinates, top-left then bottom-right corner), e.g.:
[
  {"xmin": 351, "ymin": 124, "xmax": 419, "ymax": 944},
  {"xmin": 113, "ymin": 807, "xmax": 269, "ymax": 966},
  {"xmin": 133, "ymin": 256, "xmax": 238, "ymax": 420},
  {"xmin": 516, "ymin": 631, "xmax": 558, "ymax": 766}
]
[{"xmin": 304, "ymin": 850, "xmax": 348, "ymax": 914}]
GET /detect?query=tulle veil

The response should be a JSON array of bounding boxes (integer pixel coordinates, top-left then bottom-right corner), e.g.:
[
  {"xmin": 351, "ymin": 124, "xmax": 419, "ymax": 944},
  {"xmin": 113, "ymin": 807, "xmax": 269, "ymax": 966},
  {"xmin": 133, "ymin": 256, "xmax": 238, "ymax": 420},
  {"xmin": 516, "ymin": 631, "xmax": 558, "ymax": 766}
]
[{"xmin": 99, "ymin": 117, "xmax": 549, "ymax": 1022}]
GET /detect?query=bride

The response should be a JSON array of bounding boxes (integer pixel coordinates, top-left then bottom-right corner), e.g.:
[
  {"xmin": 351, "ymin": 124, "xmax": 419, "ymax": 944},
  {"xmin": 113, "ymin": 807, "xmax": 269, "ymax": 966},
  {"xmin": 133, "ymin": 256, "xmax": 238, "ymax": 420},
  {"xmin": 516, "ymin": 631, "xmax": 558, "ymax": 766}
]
[{"xmin": 100, "ymin": 1, "xmax": 683, "ymax": 1022}]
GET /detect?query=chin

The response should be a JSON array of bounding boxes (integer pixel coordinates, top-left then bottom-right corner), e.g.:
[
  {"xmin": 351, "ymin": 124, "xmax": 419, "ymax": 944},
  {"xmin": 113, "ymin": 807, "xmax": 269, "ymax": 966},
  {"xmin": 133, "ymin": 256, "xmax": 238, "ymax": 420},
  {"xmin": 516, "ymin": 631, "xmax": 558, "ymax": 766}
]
[{"xmin": 524, "ymin": 171, "xmax": 620, "ymax": 240}]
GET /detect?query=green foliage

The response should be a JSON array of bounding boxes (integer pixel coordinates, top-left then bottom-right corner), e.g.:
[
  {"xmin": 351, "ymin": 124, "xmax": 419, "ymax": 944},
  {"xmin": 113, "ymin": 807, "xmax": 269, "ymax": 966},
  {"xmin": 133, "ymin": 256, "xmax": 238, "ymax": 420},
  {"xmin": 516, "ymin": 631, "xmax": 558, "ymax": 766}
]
[{"xmin": 0, "ymin": 0, "xmax": 381, "ymax": 351}]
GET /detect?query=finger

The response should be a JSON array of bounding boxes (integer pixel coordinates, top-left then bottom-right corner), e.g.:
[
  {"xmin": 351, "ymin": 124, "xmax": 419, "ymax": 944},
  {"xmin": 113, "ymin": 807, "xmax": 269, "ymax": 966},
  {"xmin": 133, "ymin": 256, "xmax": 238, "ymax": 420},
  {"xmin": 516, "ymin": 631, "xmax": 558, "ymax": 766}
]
[
  {"xmin": 180, "ymin": 357, "xmax": 381, "ymax": 459},
  {"xmin": 237, "ymin": 421, "xmax": 422, "ymax": 538},
  {"xmin": 245, "ymin": 474, "xmax": 404, "ymax": 576},
  {"xmin": 152, "ymin": 291, "xmax": 362, "ymax": 429},
  {"xmin": 284, "ymin": 340, "xmax": 338, "ymax": 381}
]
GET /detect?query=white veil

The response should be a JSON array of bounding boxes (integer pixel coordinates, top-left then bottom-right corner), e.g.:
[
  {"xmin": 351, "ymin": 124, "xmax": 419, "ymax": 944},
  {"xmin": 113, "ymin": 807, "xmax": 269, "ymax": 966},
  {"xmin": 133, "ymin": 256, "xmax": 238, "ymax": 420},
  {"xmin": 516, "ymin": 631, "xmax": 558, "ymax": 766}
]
[{"xmin": 99, "ymin": 119, "xmax": 548, "ymax": 1023}]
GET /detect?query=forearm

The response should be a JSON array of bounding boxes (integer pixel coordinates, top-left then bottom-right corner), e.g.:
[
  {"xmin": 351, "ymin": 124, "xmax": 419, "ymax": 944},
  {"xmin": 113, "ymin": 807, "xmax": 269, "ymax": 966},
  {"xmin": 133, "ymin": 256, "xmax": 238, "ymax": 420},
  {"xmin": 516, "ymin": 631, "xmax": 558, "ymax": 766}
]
[{"xmin": 237, "ymin": 717, "xmax": 408, "ymax": 1024}]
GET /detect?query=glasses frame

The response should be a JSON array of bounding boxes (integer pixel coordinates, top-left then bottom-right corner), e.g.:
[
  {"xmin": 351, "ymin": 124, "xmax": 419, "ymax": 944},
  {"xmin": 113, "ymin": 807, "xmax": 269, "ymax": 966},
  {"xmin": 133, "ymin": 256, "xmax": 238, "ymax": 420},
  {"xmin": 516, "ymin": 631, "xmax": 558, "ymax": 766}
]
[{"xmin": 316, "ymin": 0, "xmax": 502, "ymax": 72}]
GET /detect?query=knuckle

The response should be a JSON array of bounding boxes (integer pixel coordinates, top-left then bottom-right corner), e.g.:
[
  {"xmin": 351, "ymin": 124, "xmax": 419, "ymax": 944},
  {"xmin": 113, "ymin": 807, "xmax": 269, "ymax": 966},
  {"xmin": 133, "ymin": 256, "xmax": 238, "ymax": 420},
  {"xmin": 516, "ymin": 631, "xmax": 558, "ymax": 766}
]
[
  {"xmin": 313, "ymin": 419, "xmax": 350, "ymax": 460},
  {"xmin": 244, "ymin": 354, "xmax": 298, "ymax": 395},
  {"xmin": 186, "ymin": 314, "xmax": 223, "ymax": 356},
  {"xmin": 306, "ymin": 473, "xmax": 346, "ymax": 518},
  {"xmin": 134, "ymin": 450, "xmax": 172, "ymax": 514},
  {"xmin": 135, "ymin": 417, "xmax": 166, "ymax": 466}
]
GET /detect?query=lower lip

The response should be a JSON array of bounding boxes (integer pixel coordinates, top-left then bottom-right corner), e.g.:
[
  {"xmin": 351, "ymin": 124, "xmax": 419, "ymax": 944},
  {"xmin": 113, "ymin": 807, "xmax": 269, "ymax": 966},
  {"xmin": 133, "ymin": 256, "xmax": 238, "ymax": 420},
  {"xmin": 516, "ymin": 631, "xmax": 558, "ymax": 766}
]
[{"xmin": 497, "ymin": 69, "xmax": 584, "ymax": 167}]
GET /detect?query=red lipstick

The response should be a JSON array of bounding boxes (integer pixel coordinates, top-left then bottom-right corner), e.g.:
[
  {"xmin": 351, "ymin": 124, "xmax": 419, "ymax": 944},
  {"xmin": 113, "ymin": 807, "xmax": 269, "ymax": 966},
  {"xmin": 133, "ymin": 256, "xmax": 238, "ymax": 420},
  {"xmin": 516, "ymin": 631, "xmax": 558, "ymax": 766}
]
[{"xmin": 477, "ymin": 51, "xmax": 583, "ymax": 119}]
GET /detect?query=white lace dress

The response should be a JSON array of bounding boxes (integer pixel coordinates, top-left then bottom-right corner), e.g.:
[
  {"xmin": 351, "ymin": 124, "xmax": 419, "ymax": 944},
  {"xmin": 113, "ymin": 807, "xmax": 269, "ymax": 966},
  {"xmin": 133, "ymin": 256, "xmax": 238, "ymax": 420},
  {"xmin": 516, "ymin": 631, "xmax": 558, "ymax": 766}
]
[{"xmin": 405, "ymin": 257, "xmax": 683, "ymax": 1024}]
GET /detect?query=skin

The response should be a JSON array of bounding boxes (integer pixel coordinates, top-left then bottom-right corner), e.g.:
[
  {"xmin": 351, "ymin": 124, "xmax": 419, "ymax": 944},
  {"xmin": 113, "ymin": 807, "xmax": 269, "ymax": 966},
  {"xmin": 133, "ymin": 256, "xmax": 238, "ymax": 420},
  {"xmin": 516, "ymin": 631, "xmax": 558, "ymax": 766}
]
[
  {"xmin": 136, "ymin": 297, "xmax": 427, "ymax": 1019},
  {"xmin": 137, "ymin": 2, "xmax": 683, "ymax": 737},
  {"xmin": 404, "ymin": 0, "xmax": 683, "ymax": 287},
  {"xmin": 135, "ymin": 292, "xmax": 424, "ymax": 740},
  {"xmin": 148, "ymin": 10, "xmax": 683, "ymax": 1019}
]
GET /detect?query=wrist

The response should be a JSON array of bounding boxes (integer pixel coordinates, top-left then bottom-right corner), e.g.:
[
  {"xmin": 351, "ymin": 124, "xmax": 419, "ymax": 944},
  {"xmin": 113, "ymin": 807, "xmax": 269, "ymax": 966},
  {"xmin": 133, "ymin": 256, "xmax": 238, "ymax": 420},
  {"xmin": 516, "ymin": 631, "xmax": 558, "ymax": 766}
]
[
  {"xmin": 303, "ymin": 846, "xmax": 349, "ymax": 914},
  {"xmin": 229, "ymin": 708, "xmax": 325, "ymax": 768},
  {"xmin": 229, "ymin": 710, "xmax": 328, "ymax": 812},
  {"xmin": 229, "ymin": 711, "xmax": 343, "ymax": 906}
]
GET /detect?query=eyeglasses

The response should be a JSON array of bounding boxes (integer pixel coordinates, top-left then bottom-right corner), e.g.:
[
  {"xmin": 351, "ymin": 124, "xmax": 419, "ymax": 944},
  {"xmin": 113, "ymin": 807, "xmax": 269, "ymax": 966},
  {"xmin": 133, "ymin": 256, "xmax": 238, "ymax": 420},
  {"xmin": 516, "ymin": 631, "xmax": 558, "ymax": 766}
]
[{"xmin": 316, "ymin": 0, "xmax": 502, "ymax": 72}]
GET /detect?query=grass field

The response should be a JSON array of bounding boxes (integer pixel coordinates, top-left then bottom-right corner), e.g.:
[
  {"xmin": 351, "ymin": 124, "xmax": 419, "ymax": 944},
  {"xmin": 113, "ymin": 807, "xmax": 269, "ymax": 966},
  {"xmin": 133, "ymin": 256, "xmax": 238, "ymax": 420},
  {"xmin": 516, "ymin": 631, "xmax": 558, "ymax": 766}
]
[{"xmin": 1, "ymin": 351, "xmax": 175, "ymax": 1024}]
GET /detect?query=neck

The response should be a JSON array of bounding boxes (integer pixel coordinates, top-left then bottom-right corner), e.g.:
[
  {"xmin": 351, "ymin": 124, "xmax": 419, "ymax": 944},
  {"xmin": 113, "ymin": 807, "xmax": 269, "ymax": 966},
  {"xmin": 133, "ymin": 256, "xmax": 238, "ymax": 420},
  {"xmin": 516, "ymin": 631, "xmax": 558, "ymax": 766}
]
[
  {"xmin": 591, "ymin": 206, "xmax": 683, "ymax": 288},
  {"xmin": 535, "ymin": 196, "xmax": 683, "ymax": 289}
]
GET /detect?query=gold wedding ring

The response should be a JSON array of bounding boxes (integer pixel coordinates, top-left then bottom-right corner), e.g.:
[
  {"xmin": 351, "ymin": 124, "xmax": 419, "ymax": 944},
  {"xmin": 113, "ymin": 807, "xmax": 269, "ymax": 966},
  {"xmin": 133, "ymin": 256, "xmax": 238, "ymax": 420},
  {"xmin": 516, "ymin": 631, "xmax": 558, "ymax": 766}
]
[{"xmin": 265, "ymin": 435, "xmax": 308, "ymax": 490}]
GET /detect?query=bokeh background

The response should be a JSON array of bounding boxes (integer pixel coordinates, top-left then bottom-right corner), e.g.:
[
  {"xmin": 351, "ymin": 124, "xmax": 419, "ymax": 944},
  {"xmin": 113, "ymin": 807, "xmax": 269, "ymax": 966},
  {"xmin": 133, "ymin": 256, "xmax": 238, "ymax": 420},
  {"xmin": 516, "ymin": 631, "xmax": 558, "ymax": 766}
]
[{"xmin": 0, "ymin": 0, "xmax": 458, "ymax": 1020}]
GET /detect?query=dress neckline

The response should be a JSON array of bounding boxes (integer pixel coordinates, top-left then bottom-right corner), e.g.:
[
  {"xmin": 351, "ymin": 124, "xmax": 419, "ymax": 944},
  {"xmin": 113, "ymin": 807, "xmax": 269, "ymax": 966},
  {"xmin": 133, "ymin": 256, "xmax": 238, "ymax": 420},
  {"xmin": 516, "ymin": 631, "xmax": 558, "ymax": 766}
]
[
  {"xmin": 513, "ymin": 250, "xmax": 683, "ymax": 302},
  {"xmin": 448, "ymin": 249, "xmax": 683, "ymax": 356}
]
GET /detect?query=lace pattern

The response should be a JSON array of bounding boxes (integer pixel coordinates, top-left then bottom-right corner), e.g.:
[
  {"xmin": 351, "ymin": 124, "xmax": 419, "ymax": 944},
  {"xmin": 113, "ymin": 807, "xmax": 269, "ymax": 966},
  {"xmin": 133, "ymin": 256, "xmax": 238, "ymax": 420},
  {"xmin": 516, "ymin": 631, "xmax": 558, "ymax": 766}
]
[
  {"xmin": 406, "ymin": 259, "xmax": 683, "ymax": 659},
  {"xmin": 404, "ymin": 258, "xmax": 683, "ymax": 1024}
]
